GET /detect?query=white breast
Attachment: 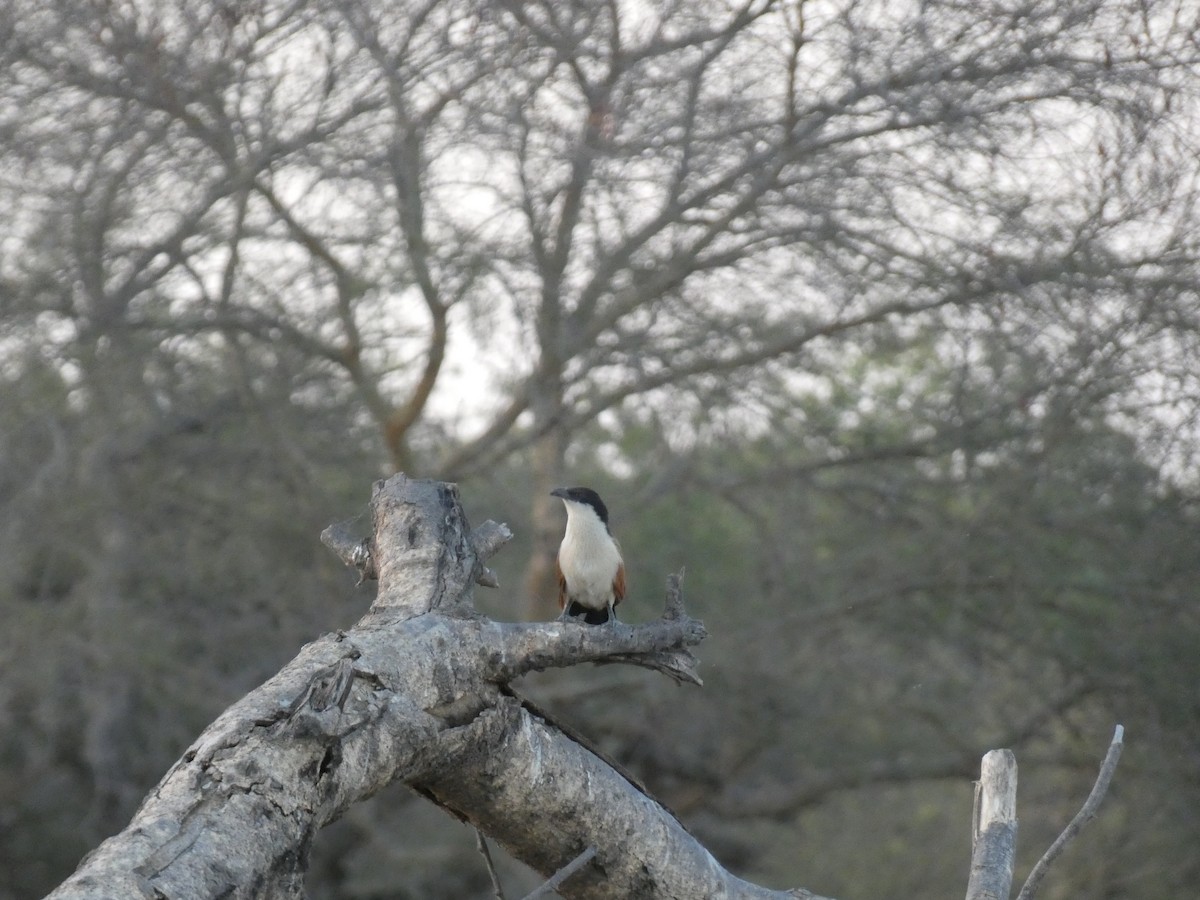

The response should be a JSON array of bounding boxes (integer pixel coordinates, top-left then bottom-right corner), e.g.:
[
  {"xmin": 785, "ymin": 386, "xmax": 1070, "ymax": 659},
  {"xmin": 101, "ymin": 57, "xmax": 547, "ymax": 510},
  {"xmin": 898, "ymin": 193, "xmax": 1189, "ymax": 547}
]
[{"xmin": 558, "ymin": 502, "xmax": 622, "ymax": 611}]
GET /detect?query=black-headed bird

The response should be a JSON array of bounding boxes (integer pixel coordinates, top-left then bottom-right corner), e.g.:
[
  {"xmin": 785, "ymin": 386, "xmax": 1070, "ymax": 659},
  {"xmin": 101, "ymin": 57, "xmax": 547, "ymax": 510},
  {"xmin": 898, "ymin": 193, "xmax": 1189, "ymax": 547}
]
[{"xmin": 550, "ymin": 486, "xmax": 626, "ymax": 625}]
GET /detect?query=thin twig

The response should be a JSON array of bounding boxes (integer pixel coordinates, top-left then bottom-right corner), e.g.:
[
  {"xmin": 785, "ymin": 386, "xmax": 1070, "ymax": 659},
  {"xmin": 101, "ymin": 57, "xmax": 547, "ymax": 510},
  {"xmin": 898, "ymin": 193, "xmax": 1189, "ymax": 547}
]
[
  {"xmin": 1016, "ymin": 724, "xmax": 1125, "ymax": 900},
  {"xmin": 520, "ymin": 846, "xmax": 597, "ymax": 900},
  {"xmin": 475, "ymin": 828, "xmax": 506, "ymax": 900}
]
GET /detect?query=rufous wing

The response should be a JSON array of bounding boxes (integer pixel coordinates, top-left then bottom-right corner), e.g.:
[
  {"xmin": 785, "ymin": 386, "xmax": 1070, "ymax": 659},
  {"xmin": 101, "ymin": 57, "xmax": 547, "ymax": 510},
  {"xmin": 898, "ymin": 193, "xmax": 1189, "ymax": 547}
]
[{"xmin": 612, "ymin": 560, "xmax": 626, "ymax": 608}]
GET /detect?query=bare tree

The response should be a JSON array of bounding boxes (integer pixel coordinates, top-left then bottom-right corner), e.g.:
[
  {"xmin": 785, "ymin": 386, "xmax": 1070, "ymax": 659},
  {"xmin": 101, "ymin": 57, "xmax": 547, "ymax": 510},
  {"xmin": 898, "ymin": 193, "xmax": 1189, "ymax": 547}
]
[
  {"xmin": 5, "ymin": 0, "xmax": 1196, "ymax": 618},
  {"xmin": 4, "ymin": 3, "xmax": 1199, "ymax": 891}
]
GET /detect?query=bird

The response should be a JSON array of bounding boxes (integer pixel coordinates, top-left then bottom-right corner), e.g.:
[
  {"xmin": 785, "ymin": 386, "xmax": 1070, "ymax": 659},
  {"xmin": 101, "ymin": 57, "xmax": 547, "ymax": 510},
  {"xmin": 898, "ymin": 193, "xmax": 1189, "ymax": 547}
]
[{"xmin": 550, "ymin": 486, "xmax": 626, "ymax": 625}]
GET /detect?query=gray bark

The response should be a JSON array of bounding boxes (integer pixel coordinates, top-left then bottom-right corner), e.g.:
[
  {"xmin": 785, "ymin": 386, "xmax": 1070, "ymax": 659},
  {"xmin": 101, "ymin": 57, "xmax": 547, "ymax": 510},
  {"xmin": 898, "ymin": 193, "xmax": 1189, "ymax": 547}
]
[
  {"xmin": 965, "ymin": 749, "xmax": 1018, "ymax": 900},
  {"xmin": 46, "ymin": 475, "xmax": 823, "ymax": 900}
]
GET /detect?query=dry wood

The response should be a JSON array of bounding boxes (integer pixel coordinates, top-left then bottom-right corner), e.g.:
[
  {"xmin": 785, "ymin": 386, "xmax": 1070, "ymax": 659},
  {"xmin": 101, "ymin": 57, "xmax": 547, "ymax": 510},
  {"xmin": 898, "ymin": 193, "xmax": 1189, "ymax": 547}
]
[
  {"xmin": 1016, "ymin": 725, "xmax": 1125, "ymax": 900},
  {"xmin": 45, "ymin": 475, "xmax": 806, "ymax": 900},
  {"xmin": 965, "ymin": 749, "xmax": 1018, "ymax": 900},
  {"xmin": 41, "ymin": 475, "xmax": 1125, "ymax": 900}
]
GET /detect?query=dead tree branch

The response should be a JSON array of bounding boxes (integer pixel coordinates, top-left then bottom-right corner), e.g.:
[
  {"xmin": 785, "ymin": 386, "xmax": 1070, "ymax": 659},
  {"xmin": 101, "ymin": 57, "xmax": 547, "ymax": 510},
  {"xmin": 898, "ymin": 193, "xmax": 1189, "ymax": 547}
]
[
  {"xmin": 45, "ymin": 476, "xmax": 793, "ymax": 900},
  {"xmin": 1016, "ymin": 725, "xmax": 1125, "ymax": 900},
  {"xmin": 965, "ymin": 749, "xmax": 1018, "ymax": 900},
  {"xmin": 42, "ymin": 477, "xmax": 1129, "ymax": 900}
]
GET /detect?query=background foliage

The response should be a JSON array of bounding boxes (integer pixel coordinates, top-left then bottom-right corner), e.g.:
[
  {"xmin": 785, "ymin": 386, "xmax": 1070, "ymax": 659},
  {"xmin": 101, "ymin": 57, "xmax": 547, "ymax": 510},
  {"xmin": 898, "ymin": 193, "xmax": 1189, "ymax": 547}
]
[{"xmin": 2, "ymin": 0, "xmax": 1199, "ymax": 897}]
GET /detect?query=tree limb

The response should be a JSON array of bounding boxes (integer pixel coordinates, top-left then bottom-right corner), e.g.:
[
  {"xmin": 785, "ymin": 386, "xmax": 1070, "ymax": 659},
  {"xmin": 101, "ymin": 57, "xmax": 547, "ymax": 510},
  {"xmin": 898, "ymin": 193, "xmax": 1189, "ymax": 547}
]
[
  {"xmin": 45, "ymin": 476, "xmax": 807, "ymax": 900},
  {"xmin": 1015, "ymin": 725, "xmax": 1125, "ymax": 900}
]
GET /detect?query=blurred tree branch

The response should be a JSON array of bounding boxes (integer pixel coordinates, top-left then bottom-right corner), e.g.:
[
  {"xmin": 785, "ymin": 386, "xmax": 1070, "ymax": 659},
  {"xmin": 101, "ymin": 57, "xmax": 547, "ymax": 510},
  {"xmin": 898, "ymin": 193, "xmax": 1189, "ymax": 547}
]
[{"xmin": 5, "ymin": 0, "xmax": 1198, "ymax": 612}]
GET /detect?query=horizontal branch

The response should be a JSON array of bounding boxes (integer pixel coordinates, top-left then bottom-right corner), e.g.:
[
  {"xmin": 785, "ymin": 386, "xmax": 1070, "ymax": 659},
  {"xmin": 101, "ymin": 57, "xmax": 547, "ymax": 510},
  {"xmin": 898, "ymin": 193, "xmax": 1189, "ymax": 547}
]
[{"xmin": 481, "ymin": 572, "xmax": 706, "ymax": 685}]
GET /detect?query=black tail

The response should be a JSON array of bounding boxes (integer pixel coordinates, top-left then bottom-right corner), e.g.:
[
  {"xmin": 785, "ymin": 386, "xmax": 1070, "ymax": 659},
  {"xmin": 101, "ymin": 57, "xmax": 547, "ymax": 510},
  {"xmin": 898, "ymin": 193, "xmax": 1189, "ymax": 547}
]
[{"xmin": 566, "ymin": 601, "xmax": 611, "ymax": 625}]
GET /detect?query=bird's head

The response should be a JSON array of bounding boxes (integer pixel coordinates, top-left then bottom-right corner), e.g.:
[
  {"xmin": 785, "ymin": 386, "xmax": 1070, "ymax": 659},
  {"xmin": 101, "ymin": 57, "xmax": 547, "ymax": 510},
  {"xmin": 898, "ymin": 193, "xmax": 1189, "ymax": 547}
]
[{"xmin": 550, "ymin": 486, "xmax": 610, "ymax": 527}]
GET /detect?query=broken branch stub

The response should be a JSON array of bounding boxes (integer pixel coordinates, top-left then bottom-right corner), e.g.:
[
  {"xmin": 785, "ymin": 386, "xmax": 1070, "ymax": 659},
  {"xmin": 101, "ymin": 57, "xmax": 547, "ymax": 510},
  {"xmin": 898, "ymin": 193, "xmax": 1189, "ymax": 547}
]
[{"xmin": 966, "ymin": 749, "xmax": 1018, "ymax": 900}]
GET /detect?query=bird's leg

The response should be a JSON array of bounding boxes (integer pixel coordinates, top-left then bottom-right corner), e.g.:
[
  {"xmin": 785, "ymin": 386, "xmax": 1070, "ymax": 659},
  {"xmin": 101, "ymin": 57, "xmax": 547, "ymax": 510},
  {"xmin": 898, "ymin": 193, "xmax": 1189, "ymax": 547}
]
[
  {"xmin": 557, "ymin": 605, "xmax": 571, "ymax": 622},
  {"xmin": 607, "ymin": 600, "xmax": 618, "ymax": 624}
]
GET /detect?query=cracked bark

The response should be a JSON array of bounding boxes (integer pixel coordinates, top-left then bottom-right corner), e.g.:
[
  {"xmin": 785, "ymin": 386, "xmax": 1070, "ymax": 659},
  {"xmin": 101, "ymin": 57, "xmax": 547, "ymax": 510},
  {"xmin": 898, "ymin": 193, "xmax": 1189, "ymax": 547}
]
[{"xmin": 47, "ymin": 475, "xmax": 825, "ymax": 900}]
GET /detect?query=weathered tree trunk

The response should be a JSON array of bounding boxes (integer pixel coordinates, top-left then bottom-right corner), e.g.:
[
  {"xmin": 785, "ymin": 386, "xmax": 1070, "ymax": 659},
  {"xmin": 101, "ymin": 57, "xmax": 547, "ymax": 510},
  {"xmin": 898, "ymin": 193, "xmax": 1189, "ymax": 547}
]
[{"xmin": 46, "ymin": 475, "xmax": 821, "ymax": 900}]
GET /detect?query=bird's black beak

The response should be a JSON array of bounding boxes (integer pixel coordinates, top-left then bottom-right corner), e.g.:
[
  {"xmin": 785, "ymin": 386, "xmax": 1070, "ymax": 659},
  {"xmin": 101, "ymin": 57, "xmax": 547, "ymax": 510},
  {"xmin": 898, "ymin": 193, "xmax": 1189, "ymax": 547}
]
[{"xmin": 550, "ymin": 487, "xmax": 568, "ymax": 499}]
